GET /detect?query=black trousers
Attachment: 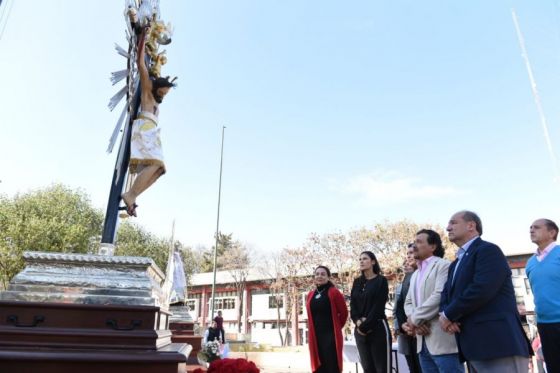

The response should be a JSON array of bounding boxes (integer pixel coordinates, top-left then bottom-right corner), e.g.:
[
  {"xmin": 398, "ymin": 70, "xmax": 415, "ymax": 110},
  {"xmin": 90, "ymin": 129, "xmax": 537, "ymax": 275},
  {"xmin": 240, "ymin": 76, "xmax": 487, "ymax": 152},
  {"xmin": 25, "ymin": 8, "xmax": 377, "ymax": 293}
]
[
  {"xmin": 404, "ymin": 337, "xmax": 422, "ymax": 373},
  {"xmin": 314, "ymin": 329, "xmax": 339, "ymax": 373},
  {"xmin": 538, "ymin": 322, "xmax": 560, "ymax": 373},
  {"xmin": 217, "ymin": 327, "xmax": 225, "ymax": 343},
  {"xmin": 355, "ymin": 319, "xmax": 392, "ymax": 373}
]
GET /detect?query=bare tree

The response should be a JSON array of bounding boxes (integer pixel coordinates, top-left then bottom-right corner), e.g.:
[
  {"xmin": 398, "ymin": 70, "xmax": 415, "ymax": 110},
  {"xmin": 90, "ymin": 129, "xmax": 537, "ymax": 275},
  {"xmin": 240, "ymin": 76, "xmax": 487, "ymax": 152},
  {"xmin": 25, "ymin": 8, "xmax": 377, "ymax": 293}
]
[
  {"xmin": 305, "ymin": 232, "xmax": 355, "ymax": 292},
  {"xmin": 220, "ymin": 240, "xmax": 251, "ymax": 334},
  {"xmin": 257, "ymin": 247, "xmax": 314, "ymax": 346},
  {"xmin": 257, "ymin": 252, "xmax": 287, "ymax": 345},
  {"xmin": 304, "ymin": 221, "xmax": 452, "ymax": 314},
  {"xmin": 277, "ymin": 246, "xmax": 314, "ymax": 346}
]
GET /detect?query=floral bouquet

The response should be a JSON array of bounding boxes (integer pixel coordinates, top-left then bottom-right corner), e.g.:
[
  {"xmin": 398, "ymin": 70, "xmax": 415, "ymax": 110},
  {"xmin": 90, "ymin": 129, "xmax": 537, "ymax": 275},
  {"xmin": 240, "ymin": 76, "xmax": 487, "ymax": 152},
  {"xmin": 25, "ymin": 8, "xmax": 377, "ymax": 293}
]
[
  {"xmin": 193, "ymin": 358, "xmax": 260, "ymax": 373},
  {"xmin": 197, "ymin": 340, "xmax": 221, "ymax": 364}
]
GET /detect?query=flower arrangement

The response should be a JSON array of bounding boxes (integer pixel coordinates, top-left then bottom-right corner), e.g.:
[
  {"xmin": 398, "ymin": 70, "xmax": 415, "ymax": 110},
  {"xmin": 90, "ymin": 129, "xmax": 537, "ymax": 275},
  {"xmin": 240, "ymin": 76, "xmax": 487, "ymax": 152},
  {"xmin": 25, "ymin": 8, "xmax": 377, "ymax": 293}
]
[
  {"xmin": 193, "ymin": 358, "xmax": 260, "ymax": 373},
  {"xmin": 197, "ymin": 340, "xmax": 221, "ymax": 364}
]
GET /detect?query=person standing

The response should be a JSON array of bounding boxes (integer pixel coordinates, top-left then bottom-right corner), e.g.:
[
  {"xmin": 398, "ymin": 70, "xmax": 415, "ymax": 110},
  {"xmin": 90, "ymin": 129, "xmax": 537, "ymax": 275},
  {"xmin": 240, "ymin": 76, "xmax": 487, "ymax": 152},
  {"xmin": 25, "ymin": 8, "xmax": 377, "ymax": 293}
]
[
  {"xmin": 350, "ymin": 251, "xmax": 392, "ymax": 373},
  {"xmin": 404, "ymin": 229, "xmax": 463, "ymax": 372},
  {"xmin": 306, "ymin": 265, "xmax": 349, "ymax": 373},
  {"xmin": 526, "ymin": 218, "xmax": 560, "ymax": 372},
  {"xmin": 213, "ymin": 310, "xmax": 225, "ymax": 343},
  {"xmin": 439, "ymin": 210, "xmax": 531, "ymax": 373},
  {"xmin": 203, "ymin": 320, "xmax": 221, "ymax": 344},
  {"xmin": 394, "ymin": 243, "xmax": 422, "ymax": 373}
]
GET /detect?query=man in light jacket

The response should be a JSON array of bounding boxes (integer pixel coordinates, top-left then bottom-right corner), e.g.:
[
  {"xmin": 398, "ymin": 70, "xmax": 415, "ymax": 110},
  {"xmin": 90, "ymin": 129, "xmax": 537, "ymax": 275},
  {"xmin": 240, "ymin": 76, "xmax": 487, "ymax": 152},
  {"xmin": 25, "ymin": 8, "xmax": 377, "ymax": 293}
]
[{"xmin": 404, "ymin": 229, "xmax": 463, "ymax": 372}]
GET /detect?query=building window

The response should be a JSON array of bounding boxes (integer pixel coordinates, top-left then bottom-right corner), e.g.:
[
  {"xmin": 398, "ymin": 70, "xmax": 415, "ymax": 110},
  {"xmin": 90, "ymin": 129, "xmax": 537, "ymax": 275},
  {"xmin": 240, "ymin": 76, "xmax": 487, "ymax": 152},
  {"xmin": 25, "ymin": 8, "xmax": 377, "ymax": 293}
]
[
  {"xmin": 209, "ymin": 297, "xmax": 236, "ymax": 312},
  {"xmin": 269, "ymin": 295, "xmax": 283, "ymax": 309},
  {"xmin": 251, "ymin": 288, "xmax": 269, "ymax": 295},
  {"xmin": 298, "ymin": 294, "xmax": 304, "ymax": 315},
  {"xmin": 215, "ymin": 291, "xmax": 236, "ymax": 297},
  {"xmin": 223, "ymin": 297, "xmax": 236, "ymax": 310},
  {"xmin": 189, "ymin": 293, "xmax": 202, "ymax": 300},
  {"xmin": 186, "ymin": 300, "xmax": 196, "ymax": 312}
]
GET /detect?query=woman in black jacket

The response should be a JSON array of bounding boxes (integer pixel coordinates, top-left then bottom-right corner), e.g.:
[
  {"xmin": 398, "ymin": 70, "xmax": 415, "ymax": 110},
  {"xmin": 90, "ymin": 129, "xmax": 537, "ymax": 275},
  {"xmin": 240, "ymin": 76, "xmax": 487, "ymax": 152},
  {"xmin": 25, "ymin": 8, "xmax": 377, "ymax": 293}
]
[{"xmin": 350, "ymin": 251, "xmax": 391, "ymax": 373}]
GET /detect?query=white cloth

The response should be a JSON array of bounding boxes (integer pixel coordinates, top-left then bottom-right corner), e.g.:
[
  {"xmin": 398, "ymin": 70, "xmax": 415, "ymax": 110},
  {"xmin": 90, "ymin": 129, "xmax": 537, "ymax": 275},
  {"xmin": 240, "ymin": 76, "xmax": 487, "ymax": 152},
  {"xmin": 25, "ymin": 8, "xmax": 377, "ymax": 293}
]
[
  {"xmin": 170, "ymin": 251, "xmax": 187, "ymax": 303},
  {"xmin": 344, "ymin": 341, "xmax": 401, "ymax": 370},
  {"xmin": 129, "ymin": 111, "xmax": 166, "ymax": 173}
]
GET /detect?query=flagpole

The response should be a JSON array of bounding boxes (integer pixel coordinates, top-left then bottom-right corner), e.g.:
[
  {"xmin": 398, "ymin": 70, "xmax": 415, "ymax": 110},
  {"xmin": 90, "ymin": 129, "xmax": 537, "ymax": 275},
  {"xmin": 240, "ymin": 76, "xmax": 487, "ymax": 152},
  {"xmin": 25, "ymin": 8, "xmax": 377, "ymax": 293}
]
[{"xmin": 210, "ymin": 126, "xmax": 226, "ymax": 320}]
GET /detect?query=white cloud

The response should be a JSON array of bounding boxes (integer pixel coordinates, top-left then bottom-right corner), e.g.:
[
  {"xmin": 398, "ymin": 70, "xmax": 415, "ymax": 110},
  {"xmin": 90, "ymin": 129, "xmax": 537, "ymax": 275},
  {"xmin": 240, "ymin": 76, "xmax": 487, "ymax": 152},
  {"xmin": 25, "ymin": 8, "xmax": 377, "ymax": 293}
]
[{"xmin": 333, "ymin": 171, "xmax": 467, "ymax": 205}]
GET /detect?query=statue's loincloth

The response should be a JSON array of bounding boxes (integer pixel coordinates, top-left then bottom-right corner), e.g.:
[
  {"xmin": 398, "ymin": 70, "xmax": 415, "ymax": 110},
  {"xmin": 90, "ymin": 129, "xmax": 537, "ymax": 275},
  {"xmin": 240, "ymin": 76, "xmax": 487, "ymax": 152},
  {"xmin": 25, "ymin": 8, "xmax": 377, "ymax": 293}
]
[{"xmin": 129, "ymin": 111, "xmax": 166, "ymax": 174}]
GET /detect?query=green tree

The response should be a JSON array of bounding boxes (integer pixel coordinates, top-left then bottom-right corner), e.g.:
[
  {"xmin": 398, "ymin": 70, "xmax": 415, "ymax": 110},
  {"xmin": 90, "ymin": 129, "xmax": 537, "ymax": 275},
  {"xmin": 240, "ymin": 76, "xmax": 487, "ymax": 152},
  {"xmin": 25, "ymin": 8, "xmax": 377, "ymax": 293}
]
[
  {"xmin": 0, "ymin": 184, "xmax": 103, "ymax": 289},
  {"xmin": 174, "ymin": 241, "xmax": 204, "ymax": 287},
  {"xmin": 200, "ymin": 232, "xmax": 233, "ymax": 272},
  {"xmin": 0, "ymin": 183, "xmax": 198, "ymax": 291},
  {"xmin": 114, "ymin": 221, "xmax": 169, "ymax": 271}
]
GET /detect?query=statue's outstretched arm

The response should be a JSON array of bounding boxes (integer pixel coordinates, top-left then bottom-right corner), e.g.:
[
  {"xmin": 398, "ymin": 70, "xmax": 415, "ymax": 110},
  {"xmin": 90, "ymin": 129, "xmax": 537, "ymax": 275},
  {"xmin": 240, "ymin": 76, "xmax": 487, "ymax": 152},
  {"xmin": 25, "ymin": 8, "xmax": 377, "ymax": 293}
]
[{"xmin": 137, "ymin": 27, "xmax": 150, "ymax": 91}]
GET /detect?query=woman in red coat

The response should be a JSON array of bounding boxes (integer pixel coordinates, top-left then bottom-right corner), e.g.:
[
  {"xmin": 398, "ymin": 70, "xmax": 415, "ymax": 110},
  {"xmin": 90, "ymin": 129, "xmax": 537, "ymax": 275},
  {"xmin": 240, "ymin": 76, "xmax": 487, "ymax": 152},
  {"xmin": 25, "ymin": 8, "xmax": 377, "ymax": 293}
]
[{"xmin": 306, "ymin": 265, "xmax": 349, "ymax": 373}]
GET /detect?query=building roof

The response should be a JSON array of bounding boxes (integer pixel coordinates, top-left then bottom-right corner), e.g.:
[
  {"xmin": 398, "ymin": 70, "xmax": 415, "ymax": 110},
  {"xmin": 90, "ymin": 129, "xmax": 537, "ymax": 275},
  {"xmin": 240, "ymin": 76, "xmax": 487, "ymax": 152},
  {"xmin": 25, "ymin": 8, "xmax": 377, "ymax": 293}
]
[
  {"xmin": 504, "ymin": 248, "xmax": 534, "ymax": 256},
  {"xmin": 190, "ymin": 268, "xmax": 277, "ymax": 286}
]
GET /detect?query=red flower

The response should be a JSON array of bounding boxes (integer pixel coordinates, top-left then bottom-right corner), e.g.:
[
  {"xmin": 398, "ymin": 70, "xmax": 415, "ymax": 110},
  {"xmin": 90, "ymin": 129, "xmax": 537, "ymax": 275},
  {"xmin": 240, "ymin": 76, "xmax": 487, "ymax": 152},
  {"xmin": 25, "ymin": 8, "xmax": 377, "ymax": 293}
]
[{"xmin": 208, "ymin": 358, "xmax": 260, "ymax": 373}]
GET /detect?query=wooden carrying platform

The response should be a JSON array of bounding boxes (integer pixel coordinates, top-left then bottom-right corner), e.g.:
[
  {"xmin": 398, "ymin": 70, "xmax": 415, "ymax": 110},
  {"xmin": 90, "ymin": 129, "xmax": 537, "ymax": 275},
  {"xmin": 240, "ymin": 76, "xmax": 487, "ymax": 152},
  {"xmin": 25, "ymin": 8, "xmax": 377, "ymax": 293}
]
[
  {"xmin": 0, "ymin": 301, "xmax": 191, "ymax": 373},
  {"xmin": 170, "ymin": 321, "xmax": 203, "ymax": 364}
]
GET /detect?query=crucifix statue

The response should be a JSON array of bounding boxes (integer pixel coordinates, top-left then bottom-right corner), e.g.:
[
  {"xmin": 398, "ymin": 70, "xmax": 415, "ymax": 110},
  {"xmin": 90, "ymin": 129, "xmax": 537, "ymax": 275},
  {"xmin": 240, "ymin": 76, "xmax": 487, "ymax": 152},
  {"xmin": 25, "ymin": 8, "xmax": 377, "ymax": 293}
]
[{"xmin": 100, "ymin": 1, "xmax": 177, "ymax": 252}]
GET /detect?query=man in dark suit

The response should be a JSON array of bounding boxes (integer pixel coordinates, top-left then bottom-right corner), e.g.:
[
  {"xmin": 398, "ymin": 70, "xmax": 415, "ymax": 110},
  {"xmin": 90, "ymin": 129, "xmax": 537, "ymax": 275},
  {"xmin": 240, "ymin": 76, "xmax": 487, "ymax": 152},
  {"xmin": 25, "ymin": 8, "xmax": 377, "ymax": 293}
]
[
  {"xmin": 394, "ymin": 243, "xmax": 422, "ymax": 373},
  {"xmin": 439, "ymin": 210, "xmax": 531, "ymax": 372}
]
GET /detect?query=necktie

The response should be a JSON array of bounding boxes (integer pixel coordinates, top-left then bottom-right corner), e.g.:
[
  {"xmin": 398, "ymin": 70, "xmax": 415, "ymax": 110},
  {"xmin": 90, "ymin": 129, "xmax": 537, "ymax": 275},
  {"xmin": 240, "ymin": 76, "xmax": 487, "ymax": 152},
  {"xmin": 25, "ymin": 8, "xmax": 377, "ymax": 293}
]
[{"xmin": 452, "ymin": 247, "xmax": 466, "ymax": 284}]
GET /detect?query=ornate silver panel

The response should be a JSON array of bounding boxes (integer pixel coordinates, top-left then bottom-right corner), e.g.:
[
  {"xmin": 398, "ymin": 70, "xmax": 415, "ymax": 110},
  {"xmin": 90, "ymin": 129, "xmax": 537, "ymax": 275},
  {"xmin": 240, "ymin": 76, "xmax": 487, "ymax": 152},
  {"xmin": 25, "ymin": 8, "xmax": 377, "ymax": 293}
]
[{"xmin": 0, "ymin": 251, "xmax": 167, "ymax": 307}]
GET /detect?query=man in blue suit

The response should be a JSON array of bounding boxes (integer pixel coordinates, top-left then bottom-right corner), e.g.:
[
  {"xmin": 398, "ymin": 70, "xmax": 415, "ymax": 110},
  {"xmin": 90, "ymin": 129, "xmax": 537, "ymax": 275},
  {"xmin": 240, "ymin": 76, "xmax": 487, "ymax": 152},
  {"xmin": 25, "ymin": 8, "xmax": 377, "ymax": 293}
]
[{"xmin": 439, "ymin": 210, "xmax": 531, "ymax": 372}]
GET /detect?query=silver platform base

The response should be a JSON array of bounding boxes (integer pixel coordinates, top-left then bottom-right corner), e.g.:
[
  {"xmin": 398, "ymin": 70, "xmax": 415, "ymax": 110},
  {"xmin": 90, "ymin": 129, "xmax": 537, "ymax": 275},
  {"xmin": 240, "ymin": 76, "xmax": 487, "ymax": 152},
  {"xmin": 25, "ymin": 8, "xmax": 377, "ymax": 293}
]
[{"xmin": 0, "ymin": 251, "xmax": 166, "ymax": 307}]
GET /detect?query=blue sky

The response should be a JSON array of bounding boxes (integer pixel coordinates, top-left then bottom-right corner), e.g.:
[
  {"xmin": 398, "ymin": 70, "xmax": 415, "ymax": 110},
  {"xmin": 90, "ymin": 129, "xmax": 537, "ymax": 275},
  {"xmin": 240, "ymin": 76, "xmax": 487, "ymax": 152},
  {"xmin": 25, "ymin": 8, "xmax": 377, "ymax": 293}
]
[{"xmin": 1, "ymin": 0, "xmax": 560, "ymax": 254}]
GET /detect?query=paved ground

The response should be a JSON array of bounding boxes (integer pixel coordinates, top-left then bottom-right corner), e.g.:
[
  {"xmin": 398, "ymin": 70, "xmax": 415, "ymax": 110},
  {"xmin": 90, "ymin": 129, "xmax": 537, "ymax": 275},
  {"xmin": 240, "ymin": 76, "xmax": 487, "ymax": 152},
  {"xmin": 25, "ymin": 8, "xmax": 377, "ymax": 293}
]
[{"xmin": 229, "ymin": 349, "xmax": 410, "ymax": 373}]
